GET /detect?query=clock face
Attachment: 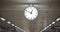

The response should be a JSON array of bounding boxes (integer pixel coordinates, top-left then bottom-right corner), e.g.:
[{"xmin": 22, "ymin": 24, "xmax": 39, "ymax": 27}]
[{"xmin": 24, "ymin": 7, "xmax": 38, "ymax": 20}]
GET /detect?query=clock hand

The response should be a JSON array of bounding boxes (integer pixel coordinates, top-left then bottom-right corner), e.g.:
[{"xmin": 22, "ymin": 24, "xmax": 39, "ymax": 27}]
[
  {"xmin": 26, "ymin": 9, "xmax": 33, "ymax": 14},
  {"xmin": 26, "ymin": 10, "xmax": 30, "ymax": 13},
  {"xmin": 30, "ymin": 10, "xmax": 33, "ymax": 14}
]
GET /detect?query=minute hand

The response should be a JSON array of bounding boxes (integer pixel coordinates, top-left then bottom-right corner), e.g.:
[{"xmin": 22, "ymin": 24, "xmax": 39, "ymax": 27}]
[{"xmin": 30, "ymin": 10, "xmax": 33, "ymax": 14}]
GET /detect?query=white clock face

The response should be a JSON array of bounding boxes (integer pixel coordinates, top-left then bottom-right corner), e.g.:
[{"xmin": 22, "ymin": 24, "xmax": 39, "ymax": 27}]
[{"xmin": 24, "ymin": 7, "xmax": 38, "ymax": 20}]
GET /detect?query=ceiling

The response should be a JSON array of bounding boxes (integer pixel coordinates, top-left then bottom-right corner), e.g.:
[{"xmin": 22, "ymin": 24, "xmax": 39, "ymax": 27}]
[{"xmin": 0, "ymin": 0, "xmax": 60, "ymax": 32}]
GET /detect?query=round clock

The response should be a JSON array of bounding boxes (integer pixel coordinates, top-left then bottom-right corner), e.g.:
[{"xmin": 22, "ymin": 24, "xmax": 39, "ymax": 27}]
[{"xmin": 24, "ymin": 7, "xmax": 38, "ymax": 20}]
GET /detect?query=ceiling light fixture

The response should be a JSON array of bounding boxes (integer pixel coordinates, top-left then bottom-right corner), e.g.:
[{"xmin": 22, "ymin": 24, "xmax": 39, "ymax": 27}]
[
  {"xmin": 15, "ymin": 26, "xmax": 18, "ymax": 27},
  {"xmin": 40, "ymin": 21, "xmax": 56, "ymax": 32},
  {"xmin": 7, "ymin": 21, "xmax": 11, "ymax": 24},
  {"xmin": 49, "ymin": 24, "xmax": 52, "ymax": 26},
  {"xmin": 11, "ymin": 24, "xmax": 15, "ymax": 26},
  {"xmin": 0, "ymin": 17, "xmax": 6, "ymax": 21},
  {"xmin": 0, "ymin": 17, "xmax": 26, "ymax": 32},
  {"xmin": 52, "ymin": 22, "xmax": 55, "ymax": 24},
  {"xmin": 56, "ymin": 17, "xmax": 60, "ymax": 21},
  {"xmin": 40, "ymin": 17, "xmax": 60, "ymax": 32}
]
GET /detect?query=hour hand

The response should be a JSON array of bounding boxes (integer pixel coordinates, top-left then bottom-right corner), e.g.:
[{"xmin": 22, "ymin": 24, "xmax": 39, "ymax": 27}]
[
  {"xmin": 30, "ymin": 10, "xmax": 33, "ymax": 14},
  {"xmin": 26, "ymin": 10, "xmax": 30, "ymax": 13}
]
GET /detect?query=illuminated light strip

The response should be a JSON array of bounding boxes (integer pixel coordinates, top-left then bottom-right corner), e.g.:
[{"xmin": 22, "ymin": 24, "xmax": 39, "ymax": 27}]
[
  {"xmin": 56, "ymin": 18, "xmax": 60, "ymax": 21},
  {"xmin": 0, "ymin": 17, "xmax": 26, "ymax": 32},
  {"xmin": 7, "ymin": 21, "xmax": 26, "ymax": 32},
  {"xmin": 40, "ymin": 24, "xmax": 52, "ymax": 32},
  {"xmin": 15, "ymin": 26, "xmax": 17, "ymax": 27},
  {"xmin": 11, "ymin": 23, "xmax": 26, "ymax": 32},
  {"xmin": 11, "ymin": 24, "xmax": 15, "ymax": 26},
  {"xmin": 52, "ymin": 22, "xmax": 55, "ymax": 24},
  {"xmin": 11, "ymin": 24, "xmax": 26, "ymax": 32},
  {"xmin": 40, "ymin": 17, "xmax": 60, "ymax": 32},
  {"xmin": 0, "ymin": 18, "xmax": 6, "ymax": 21},
  {"xmin": 40, "ymin": 23, "xmax": 55, "ymax": 32},
  {"xmin": 49, "ymin": 24, "xmax": 52, "ymax": 26},
  {"xmin": 16, "ymin": 26, "xmax": 25, "ymax": 32},
  {"xmin": 7, "ymin": 21, "xmax": 11, "ymax": 24},
  {"xmin": 14, "ymin": 25, "xmax": 26, "ymax": 32}
]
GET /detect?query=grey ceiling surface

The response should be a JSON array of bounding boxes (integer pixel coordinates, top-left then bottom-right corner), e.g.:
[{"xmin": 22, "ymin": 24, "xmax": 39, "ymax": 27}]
[{"xmin": 0, "ymin": 0, "xmax": 60, "ymax": 32}]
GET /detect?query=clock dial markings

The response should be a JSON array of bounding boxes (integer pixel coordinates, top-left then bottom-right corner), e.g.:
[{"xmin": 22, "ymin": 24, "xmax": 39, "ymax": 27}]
[{"xmin": 24, "ymin": 7, "xmax": 38, "ymax": 20}]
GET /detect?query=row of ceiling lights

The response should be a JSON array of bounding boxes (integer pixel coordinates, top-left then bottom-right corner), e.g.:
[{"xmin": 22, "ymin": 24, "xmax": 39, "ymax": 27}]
[
  {"xmin": 0, "ymin": 17, "xmax": 26, "ymax": 32},
  {"xmin": 40, "ymin": 17, "xmax": 60, "ymax": 32},
  {"xmin": 0, "ymin": 17, "xmax": 60, "ymax": 32}
]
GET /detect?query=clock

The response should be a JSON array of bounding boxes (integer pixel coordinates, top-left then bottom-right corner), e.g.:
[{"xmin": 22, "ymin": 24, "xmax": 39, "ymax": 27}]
[{"xmin": 24, "ymin": 7, "xmax": 38, "ymax": 20}]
